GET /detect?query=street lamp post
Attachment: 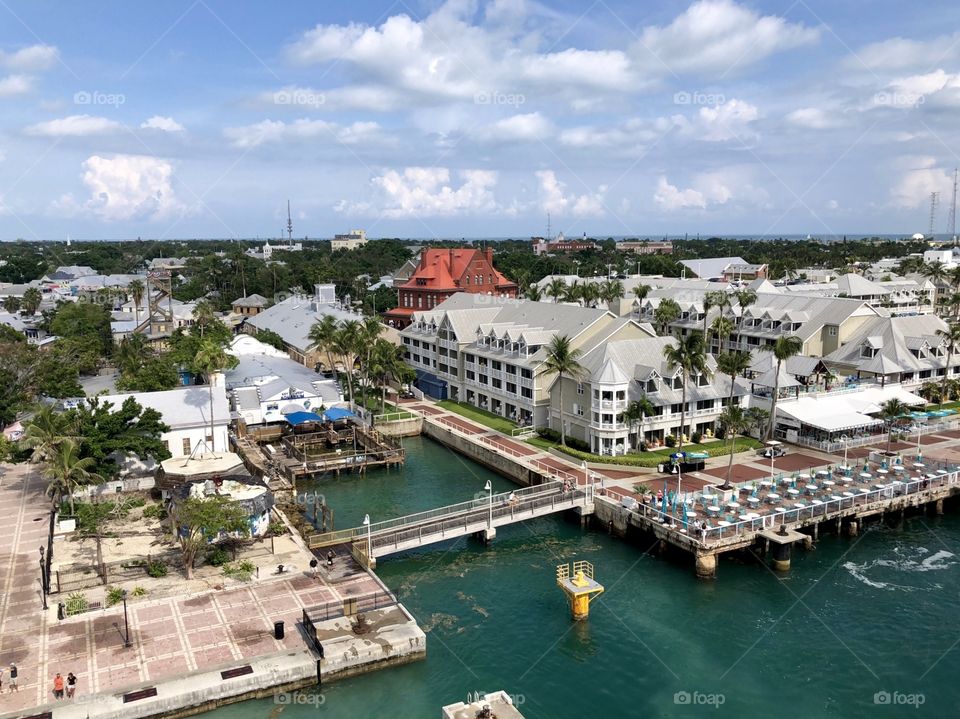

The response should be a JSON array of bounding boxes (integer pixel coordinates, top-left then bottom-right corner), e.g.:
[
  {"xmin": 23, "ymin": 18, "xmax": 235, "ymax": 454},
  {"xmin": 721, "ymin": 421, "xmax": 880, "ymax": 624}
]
[
  {"xmin": 38, "ymin": 546, "xmax": 47, "ymax": 611},
  {"xmin": 916, "ymin": 424, "xmax": 923, "ymax": 461},
  {"xmin": 841, "ymin": 434, "xmax": 849, "ymax": 471},
  {"xmin": 484, "ymin": 480, "xmax": 492, "ymax": 532},
  {"xmin": 122, "ymin": 590, "xmax": 131, "ymax": 648},
  {"xmin": 362, "ymin": 514, "xmax": 371, "ymax": 561}
]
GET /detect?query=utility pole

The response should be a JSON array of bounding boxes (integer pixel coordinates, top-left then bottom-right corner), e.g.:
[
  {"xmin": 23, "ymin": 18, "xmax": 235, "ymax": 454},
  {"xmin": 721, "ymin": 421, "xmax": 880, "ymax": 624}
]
[{"xmin": 948, "ymin": 169, "xmax": 958, "ymax": 241}]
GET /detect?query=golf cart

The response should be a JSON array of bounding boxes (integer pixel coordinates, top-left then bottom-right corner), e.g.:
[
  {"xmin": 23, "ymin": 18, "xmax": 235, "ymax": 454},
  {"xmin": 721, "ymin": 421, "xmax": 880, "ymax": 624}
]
[{"xmin": 758, "ymin": 440, "xmax": 787, "ymax": 458}]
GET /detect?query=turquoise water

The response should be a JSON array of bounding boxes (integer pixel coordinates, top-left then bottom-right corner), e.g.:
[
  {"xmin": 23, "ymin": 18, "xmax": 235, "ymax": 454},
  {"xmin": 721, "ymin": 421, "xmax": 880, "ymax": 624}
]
[{"xmin": 212, "ymin": 438, "xmax": 959, "ymax": 718}]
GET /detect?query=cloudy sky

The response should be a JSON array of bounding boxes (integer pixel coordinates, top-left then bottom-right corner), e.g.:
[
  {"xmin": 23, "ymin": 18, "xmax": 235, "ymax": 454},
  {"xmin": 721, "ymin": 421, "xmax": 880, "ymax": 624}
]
[{"xmin": 1, "ymin": 0, "xmax": 959, "ymax": 240}]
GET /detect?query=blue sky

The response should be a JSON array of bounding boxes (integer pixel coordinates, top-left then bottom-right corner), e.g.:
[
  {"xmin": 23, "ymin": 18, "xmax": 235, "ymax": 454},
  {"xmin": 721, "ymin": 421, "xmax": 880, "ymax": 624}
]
[{"xmin": 0, "ymin": 0, "xmax": 958, "ymax": 240}]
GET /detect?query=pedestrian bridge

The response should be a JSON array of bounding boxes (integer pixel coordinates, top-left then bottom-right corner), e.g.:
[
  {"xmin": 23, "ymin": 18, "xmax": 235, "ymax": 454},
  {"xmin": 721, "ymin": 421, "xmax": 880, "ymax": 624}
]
[{"xmin": 307, "ymin": 481, "xmax": 593, "ymax": 559}]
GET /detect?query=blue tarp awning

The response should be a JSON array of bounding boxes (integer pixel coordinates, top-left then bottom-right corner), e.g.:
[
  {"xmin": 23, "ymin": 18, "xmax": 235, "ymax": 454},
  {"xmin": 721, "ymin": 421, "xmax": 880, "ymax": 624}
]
[
  {"xmin": 284, "ymin": 411, "xmax": 325, "ymax": 426},
  {"xmin": 323, "ymin": 407, "xmax": 356, "ymax": 422}
]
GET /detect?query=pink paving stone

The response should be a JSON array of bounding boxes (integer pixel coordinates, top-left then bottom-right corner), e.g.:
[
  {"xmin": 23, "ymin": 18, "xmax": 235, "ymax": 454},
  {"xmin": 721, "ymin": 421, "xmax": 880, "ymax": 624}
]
[
  {"xmin": 140, "ymin": 636, "xmax": 185, "ymax": 659},
  {"xmin": 180, "ymin": 611, "xmax": 221, "ymax": 630},
  {"xmin": 135, "ymin": 604, "xmax": 174, "ymax": 621},
  {"xmin": 192, "ymin": 646, "xmax": 238, "ymax": 668},
  {"xmin": 96, "ymin": 664, "xmax": 144, "ymax": 691},
  {"xmin": 185, "ymin": 627, "xmax": 231, "ymax": 649},
  {"xmin": 144, "ymin": 655, "xmax": 191, "ymax": 680},
  {"xmin": 238, "ymin": 640, "xmax": 279, "ymax": 659}
]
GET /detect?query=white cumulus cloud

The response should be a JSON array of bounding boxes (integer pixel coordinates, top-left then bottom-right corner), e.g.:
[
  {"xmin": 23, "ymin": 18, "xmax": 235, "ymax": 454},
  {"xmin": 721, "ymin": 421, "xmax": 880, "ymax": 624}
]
[
  {"xmin": 474, "ymin": 113, "xmax": 553, "ymax": 142},
  {"xmin": 785, "ymin": 107, "xmax": 840, "ymax": 129},
  {"xmin": 634, "ymin": 0, "xmax": 819, "ymax": 76},
  {"xmin": 224, "ymin": 119, "xmax": 382, "ymax": 149},
  {"xmin": 338, "ymin": 166, "xmax": 499, "ymax": 218},
  {"xmin": 26, "ymin": 114, "xmax": 122, "ymax": 137},
  {"xmin": 889, "ymin": 157, "xmax": 954, "ymax": 209},
  {"xmin": 654, "ymin": 168, "xmax": 766, "ymax": 211},
  {"xmin": 0, "ymin": 74, "xmax": 31, "ymax": 97},
  {"xmin": 55, "ymin": 154, "xmax": 186, "ymax": 221},
  {"xmin": 141, "ymin": 116, "xmax": 185, "ymax": 132},
  {"xmin": 0, "ymin": 44, "xmax": 59, "ymax": 72},
  {"xmin": 536, "ymin": 170, "xmax": 606, "ymax": 218}
]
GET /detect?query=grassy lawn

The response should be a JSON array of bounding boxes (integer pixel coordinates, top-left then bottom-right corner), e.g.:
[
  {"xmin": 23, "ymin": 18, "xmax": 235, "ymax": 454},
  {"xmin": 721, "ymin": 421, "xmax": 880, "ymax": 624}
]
[
  {"xmin": 360, "ymin": 395, "xmax": 417, "ymax": 420},
  {"xmin": 437, "ymin": 400, "xmax": 517, "ymax": 433},
  {"xmin": 526, "ymin": 435, "xmax": 763, "ymax": 467}
]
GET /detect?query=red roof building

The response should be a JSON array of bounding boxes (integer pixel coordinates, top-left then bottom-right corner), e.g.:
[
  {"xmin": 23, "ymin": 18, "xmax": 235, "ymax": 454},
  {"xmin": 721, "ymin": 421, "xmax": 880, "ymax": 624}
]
[{"xmin": 383, "ymin": 247, "xmax": 518, "ymax": 328}]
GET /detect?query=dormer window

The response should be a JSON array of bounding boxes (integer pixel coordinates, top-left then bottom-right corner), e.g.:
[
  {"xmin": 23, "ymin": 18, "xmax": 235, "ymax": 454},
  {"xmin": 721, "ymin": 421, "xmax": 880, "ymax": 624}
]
[{"xmin": 860, "ymin": 345, "xmax": 876, "ymax": 359}]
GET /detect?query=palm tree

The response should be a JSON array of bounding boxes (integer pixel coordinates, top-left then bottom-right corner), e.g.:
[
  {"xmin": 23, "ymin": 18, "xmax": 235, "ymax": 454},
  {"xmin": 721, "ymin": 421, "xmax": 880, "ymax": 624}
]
[
  {"xmin": 128, "ymin": 279, "xmax": 145, "ymax": 323},
  {"xmin": 733, "ymin": 289, "xmax": 757, "ymax": 349},
  {"xmin": 602, "ymin": 279, "xmax": 624, "ymax": 305},
  {"xmin": 936, "ymin": 324, "xmax": 960, "ymax": 408},
  {"xmin": 718, "ymin": 405, "xmax": 750, "ymax": 489},
  {"xmin": 919, "ymin": 381, "xmax": 942, "ymax": 404},
  {"xmin": 924, "ymin": 261, "xmax": 948, "ymax": 308},
  {"xmin": 192, "ymin": 300, "xmax": 218, "ymax": 339},
  {"xmin": 653, "ymin": 298, "xmax": 681, "ymax": 336},
  {"xmin": 632, "ymin": 283, "xmax": 652, "ymax": 301},
  {"xmin": 538, "ymin": 335, "xmax": 585, "ymax": 447},
  {"xmin": 759, "ymin": 335, "xmax": 803, "ymax": 441},
  {"xmin": 745, "ymin": 407, "xmax": 770, "ymax": 439},
  {"xmin": 525, "ymin": 284, "xmax": 543, "ymax": 301},
  {"xmin": 878, "ymin": 398, "xmax": 909, "ymax": 452},
  {"xmin": 3, "ymin": 296, "xmax": 21, "ymax": 313},
  {"xmin": 43, "ymin": 439, "xmax": 101, "ymax": 516},
  {"xmin": 663, "ymin": 331, "xmax": 709, "ymax": 450},
  {"xmin": 547, "ymin": 278, "xmax": 567, "ymax": 303},
  {"xmin": 307, "ymin": 314, "xmax": 339, "ymax": 373},
  {"xmin": 193, "ymin": 338, "xmax": 237, "ymax": 454},
  {"xmin": 716, "ymin": 351, "xmax": 751, "ymax": 406},
  {"xmin": 622, "ymin": 395, "xmax": 655, "ymax": 451},
  {"xmin": 115, "ymin": 334, "xmax": 151, "ymax": 375},
  {"xmin": 948, "ymin": 292, "xmax": 960, "ymax": 322},
  {"xmin": 709, "ymin": 315, "xmax": 735, "ymax": 354},
  {"xmin": 20, "ymin": 404, "xmax": 75, "ymax": 464},
  {"xmin": 333, "ymin": 320, "xmax": 363, "ymax": 408},
  {"xmin": 563, "ymin": 281, "xmax": 583, "ymax": 305},
  {"xmin": 359, "ymin": 316, "xmax": 385, "ymax": 406},
  {"xmin": 701, "ymin": 290, "xmax": 729, "ymax": 337},
  {"xmin": 21, "ymin": 287, "xmax": 42, "ymax": 316}
]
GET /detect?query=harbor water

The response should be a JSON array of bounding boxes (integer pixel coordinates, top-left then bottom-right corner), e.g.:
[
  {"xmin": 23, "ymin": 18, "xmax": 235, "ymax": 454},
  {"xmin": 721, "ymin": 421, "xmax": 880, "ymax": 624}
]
[{"xmin": 211, "ymin": 437, "xmax": 959, "ymax": 718}]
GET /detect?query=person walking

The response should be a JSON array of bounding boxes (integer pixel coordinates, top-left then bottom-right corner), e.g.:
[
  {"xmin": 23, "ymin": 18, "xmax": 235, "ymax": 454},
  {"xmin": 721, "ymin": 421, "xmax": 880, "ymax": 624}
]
[
  {"xmin": 66, "ymin": 672, "xmax": 77, "ymax": 699},
  {"xmin": 52, "ymin": 672, "xmax": 64, "ymax": 700},
  {"xmin": 8, "ymin": 664, "xmax": 17, "ymax": 692}
]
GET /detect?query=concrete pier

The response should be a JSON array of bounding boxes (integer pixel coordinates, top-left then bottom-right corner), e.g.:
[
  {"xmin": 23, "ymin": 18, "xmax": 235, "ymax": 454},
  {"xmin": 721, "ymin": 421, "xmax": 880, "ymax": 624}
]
[
  {"xmin": 695, "ymin": 552, "xmax": 717, "ymax": 579},
  {"xmin": 760, "ymin": 527, "xmax": 806, "ymax": 572},
  {"xmin": 442, "ymin": 691, "xmax": 525, "ymax": 719}
]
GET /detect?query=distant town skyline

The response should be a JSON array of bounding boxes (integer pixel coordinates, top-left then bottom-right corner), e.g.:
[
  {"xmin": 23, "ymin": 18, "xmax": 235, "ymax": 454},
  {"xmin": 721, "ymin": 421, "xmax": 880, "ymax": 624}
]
[{"xmin": 1, "ymin": 0, "xmax": 958, "ymax": 240}]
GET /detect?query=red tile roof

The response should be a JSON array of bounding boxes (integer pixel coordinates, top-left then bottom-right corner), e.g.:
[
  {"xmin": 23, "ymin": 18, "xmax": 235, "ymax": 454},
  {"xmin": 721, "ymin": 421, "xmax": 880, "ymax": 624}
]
[{"xmin": 396, "ymin": 248, "xmax": 516, "ymax": 290}]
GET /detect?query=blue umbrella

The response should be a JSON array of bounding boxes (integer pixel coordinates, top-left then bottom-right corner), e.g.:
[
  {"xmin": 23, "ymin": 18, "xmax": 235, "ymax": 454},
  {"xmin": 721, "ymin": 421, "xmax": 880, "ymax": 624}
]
[
  {"xmin": 661, "ymin": 481, "xmax": 668, "ymax": 515},
  {"xmin": 682, "ymin": 501, "xmax": 688, "ymax": 527}
]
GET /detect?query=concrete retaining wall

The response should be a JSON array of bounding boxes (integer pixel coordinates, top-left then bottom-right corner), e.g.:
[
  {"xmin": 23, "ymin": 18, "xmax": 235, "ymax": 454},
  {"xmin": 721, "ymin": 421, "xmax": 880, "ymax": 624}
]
[
  {"xmin": 374, "ymin": 416, "xmax": 423, "ymax": 437},
  {"xmin": 422, "ymin": 421, "xmax": 541, "ymax": 486}
]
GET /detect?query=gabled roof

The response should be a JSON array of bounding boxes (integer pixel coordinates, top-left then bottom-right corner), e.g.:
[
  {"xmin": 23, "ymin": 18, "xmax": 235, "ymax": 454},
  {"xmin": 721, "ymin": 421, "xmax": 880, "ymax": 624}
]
[
  {"xmin": 835, "ymin": 273, "xmax": 890, "ymax": 297},
  {"xmin": 679, "ymin": 256, "xmax": 746, "ymax": 279},
  {"xmin": 396, "ymin": 248, "xmax": 516, "ymax": 291},
  {"xmin": 232, "ymin": 293, "xmax": 269, "ymax": 308},
  {"xmin": 823, "ymin": 313, "xmax": 951, "ymax": 374}
]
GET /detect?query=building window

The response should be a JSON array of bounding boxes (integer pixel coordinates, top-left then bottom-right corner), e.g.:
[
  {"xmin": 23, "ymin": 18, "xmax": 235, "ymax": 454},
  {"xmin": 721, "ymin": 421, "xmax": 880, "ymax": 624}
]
[
  {"xmin": 577, "ymin": 383, "xmax": 584, "ymax": 395},
  {"xmin": 828, "ymin": 326, "xmax": 838, "ymax": 336},
  {"xmin": 182, "ymin": 438, "xmax": 191, "ymax": 455}
]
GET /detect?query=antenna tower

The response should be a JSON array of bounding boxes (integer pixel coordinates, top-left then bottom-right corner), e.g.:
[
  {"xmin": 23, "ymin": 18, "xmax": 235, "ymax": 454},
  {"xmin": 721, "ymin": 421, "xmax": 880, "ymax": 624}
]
[
  {"xmin": 929, "ymin": 192, "xmax": 940, "ymax": 238},
  {"xmin": 948, "ymin": 169, "xmax": 958, "ymax": 241},
  {"xmin": 286, "ymin": 200, "xmax": 294, "ymax": 244}
]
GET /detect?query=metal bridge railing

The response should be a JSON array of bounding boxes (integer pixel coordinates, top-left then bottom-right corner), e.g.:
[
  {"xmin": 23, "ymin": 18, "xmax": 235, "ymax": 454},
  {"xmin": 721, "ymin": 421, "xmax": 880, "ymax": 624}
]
[{"xmin": 308, "ymin": 481, "xmax": 565, "ymax": 549}]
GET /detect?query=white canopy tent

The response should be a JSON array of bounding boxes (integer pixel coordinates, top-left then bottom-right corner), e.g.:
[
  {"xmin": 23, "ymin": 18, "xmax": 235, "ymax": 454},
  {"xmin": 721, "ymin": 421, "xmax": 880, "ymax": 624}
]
[{"xmin": 775, "ymin": 385, "xmax": 925, "ymax": 434}]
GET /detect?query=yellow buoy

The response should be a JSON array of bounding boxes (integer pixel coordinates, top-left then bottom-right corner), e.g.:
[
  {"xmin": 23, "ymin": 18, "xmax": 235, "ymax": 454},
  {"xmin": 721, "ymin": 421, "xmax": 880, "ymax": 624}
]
[{"xmin": 556, "ymin": 561, "xmax": 604, "ymax": 620}]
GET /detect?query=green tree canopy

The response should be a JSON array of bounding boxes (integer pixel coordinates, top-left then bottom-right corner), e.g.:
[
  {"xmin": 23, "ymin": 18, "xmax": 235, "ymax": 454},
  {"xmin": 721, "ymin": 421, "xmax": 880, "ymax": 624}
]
[
  {"xmin": 66, "ymin": 396, "xmax": 171, "ymax": 478},
  {"xmin": 170, "ymin": 495, "xmax": 250, "ymax": 578}
]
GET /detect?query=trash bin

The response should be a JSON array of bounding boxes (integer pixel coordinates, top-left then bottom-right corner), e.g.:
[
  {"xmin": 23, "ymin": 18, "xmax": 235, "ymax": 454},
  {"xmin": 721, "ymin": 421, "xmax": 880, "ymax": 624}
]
[
  {"xmin": 657, "ymin": 463, "xmax": 664, "ymax": 473},
  {"xmin": 274, "ymin": 620, "xmax": 284, "ymax": 640}
]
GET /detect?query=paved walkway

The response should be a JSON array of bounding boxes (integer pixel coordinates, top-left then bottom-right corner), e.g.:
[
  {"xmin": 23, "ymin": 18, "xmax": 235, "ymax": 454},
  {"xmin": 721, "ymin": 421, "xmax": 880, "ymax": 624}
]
[{"xmin": 0, "ymin": 463, "xmax": 381, "ymax": 714}]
